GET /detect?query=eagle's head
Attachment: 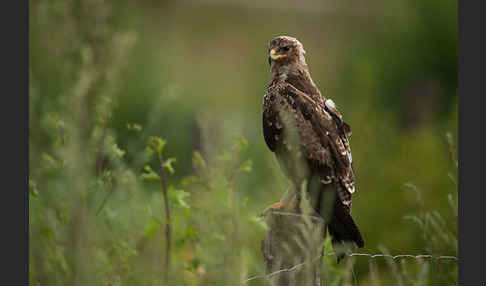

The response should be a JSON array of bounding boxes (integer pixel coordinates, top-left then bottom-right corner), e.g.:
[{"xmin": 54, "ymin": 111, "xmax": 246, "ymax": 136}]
[{"xmin": 268, "ymin": 35, "xmax": 307, "ymax": 67}]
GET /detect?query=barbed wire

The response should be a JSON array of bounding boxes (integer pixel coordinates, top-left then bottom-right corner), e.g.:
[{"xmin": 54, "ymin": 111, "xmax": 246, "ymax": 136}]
[
  {"xmin": 346, "ymin": 253, "xmax": 458, "ymax": 261},
  {"xmin": 241, "ymin": 255, "xmax": 322, "ymax": 284},
  {"xmin": 241, "ymin": 252, "xmax": 458, "ymax": 284}
]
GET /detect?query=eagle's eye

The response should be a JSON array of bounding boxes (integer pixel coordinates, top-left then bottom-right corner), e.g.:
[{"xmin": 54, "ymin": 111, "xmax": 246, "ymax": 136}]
[{"xmin": 281, "ymin": 46, "xmax": 290, "ymax": 52}]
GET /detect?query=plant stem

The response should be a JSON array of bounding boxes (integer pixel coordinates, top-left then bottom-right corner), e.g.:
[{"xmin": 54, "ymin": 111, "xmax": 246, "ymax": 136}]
[
  {"xmin": 94, "ymin": 119, "xmax": 111, "ymax": 216},
  {"xmin": 229, "ymin": 157, "xmax": 240, "ymax": 269},
  {"xmin": 95, "ymin": 119, "xmax": 108, "ymax": 177},
  {"xmin": 157, "ymin": 149, "xmax": 171, "ymax": 284}
]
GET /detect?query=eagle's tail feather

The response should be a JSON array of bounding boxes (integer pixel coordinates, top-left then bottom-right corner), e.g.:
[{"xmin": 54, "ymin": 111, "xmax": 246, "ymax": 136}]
[{"xmin": 327, "ymin": 198, "xmax": 364, "ymax": 263}]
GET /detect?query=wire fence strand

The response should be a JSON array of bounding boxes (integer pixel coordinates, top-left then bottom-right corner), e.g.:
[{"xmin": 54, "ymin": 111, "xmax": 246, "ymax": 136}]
[{"xmin": 241, "ymin": 252, "xmax": 458, "ymax": 284}]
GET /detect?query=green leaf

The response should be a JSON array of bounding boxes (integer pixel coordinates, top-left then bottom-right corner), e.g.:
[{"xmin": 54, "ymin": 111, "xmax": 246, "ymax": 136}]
[
  {"xmin": 232, "ymin": 135, "xmax": 248, "ymax": 152},
  {"xmin": 248, "ymin": 215, "xmax": 268, "ymax": 231},
  {"xmin": 144, "ymin": 165, "xmax": 152, "ymax": 172},
  {"xmin": 145, "ymin": 145, "xmax": 154, "ymax": 157},
  {"xmin": 185, "ymin": 226, "xmax": 199, "ymax": 240},
  {"xmin": 126, "ymin": 123, "xmax": 142, "ymax": 132},
  {"xmin": 140, "ymin": 172, "xmax": 160, "ymax": 181},
  {"xmin": 164, "ymin": 157, "xmax": 176, "ymax": 174},
  {"xmin": 144, "ymin": 217, "xmax": 160, "ymax": 238},
  {"xmin": 216, "ymin": 151, "xmax": 232, "ymax": 163},
  {"xmin": 102, "ymin": 170, "xmax": 113, "ymax": 181},
  {"xmin": 168, "ymin": 186, "xmax": 190, "ymax": 209},
  {"xmin": 41, "ymin": 152, "xmax": 61, "ymax": 170},
  {"xmin": 323, "ymin": 235, "xmax": 333, "ymax": 255},
  {"xmin": 140, "ymin": 165, "xmax": 160, "ymax": 181},
  {"xmin": 238, "ymin": 159, "xmax": 253, "ymax": 173},
  {"xmin": 448, "ymin": 193, "xmax": 457, "ymax": 215},
  {"xmin": 403, "ymin": 215, "xmax": 424, "ymax": 229},
  {"xmin": 192, "ymin": 151, "xmax": 207, "ymax": 170},
  {"xmin": 29, "ymin": 179, "xmax": 39, "ymax": 197},
  {"xmin": 108, "ymin": 142, "xmax": 125, "ymax": 159},
  {"xmin": 148, "ymin": 136, "xmax": 166, "ymax": 154}
]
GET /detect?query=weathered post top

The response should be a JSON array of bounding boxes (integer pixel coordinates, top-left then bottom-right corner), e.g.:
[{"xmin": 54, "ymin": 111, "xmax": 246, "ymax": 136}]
[{"xmin": 261, "ymin": 209, "xmax": 326, "ymax": 286}]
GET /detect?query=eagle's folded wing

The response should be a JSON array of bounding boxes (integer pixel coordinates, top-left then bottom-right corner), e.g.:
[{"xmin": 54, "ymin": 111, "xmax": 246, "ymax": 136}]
[{"xmin": 280, "ymin": 84, "xmax": 357, "ymax": 211}]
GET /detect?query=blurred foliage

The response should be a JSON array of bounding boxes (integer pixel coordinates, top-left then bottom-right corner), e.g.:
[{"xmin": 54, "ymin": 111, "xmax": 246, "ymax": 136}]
[{"xmin": 29, "ymin": 0, "xmax": 457, "ymax": 285}]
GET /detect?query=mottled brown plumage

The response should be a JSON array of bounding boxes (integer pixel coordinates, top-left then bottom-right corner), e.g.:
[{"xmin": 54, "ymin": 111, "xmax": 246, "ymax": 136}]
[{"xmin": 262, "ymin": 36, "xmax": 364, "ymax": 257}]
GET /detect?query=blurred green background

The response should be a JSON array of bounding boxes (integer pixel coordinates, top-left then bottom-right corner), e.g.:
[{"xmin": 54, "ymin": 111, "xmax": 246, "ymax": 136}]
[{"xmin": 29, "ymin": 0, "xmax": 457, "ymax": 285}]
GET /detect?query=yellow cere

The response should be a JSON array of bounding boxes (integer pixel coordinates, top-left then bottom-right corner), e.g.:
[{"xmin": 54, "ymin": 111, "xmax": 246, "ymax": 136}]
[{"xmin": 269, "ymin": 49, "xmax": 287, "ymax": 60}]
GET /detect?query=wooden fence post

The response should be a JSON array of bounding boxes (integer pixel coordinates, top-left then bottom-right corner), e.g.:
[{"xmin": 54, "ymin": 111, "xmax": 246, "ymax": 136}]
[{"xmin": 261, "ymin": 210, "xmax": 326, "ymax": 286}]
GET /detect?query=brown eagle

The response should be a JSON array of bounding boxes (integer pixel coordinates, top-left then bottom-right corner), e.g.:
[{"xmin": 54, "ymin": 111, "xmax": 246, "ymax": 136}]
[{"xmin": 262, "ymin": 36, "xmax": 364, "ymax": 258}]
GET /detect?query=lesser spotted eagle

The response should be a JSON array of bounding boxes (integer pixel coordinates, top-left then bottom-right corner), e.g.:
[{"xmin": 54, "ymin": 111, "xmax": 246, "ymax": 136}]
[{"xmin": 262, "ymin": 36, "xmax": 364, "ymax": 260}]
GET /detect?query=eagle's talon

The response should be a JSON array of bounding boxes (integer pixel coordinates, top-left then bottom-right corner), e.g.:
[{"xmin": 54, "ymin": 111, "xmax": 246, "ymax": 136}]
[{"xmin": 262, "ymin": 202, "xmax": 284, "ymax": 217}]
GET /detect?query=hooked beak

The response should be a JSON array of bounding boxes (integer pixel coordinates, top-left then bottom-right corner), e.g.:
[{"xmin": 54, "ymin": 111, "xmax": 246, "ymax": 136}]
[
  {"xmin": 268, "ymin": 49, "xmax": 275, "ymax": 65},
  {"xmin": 268, "ymin": 49, "xmax": 287, "ymax": 65},
  {"xmin": 269, "ymin": 49, "xmax": 287, "ymax": 60}
]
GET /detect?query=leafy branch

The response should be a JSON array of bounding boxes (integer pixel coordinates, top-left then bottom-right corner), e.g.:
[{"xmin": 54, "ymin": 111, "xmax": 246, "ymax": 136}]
[{"xmin": 143, "ymin": 136, "xmax": 177, "ymax": 283}]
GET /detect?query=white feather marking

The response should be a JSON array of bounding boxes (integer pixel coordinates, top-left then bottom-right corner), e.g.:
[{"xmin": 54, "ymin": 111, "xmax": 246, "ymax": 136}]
[
  {"xmin": 325, "ymin": 99, "xmax": 335, "ymax": 109},
  {"xmin": 342, "ymin": 200, "xmax": 352, "ymax": 206},
  {"xmin": 348, "ymin": 186, "xmax": 355, "ymax": 194},
  {"xmin": 320, "ymin": 176, "xmax": 332, "ymax": 184}
]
